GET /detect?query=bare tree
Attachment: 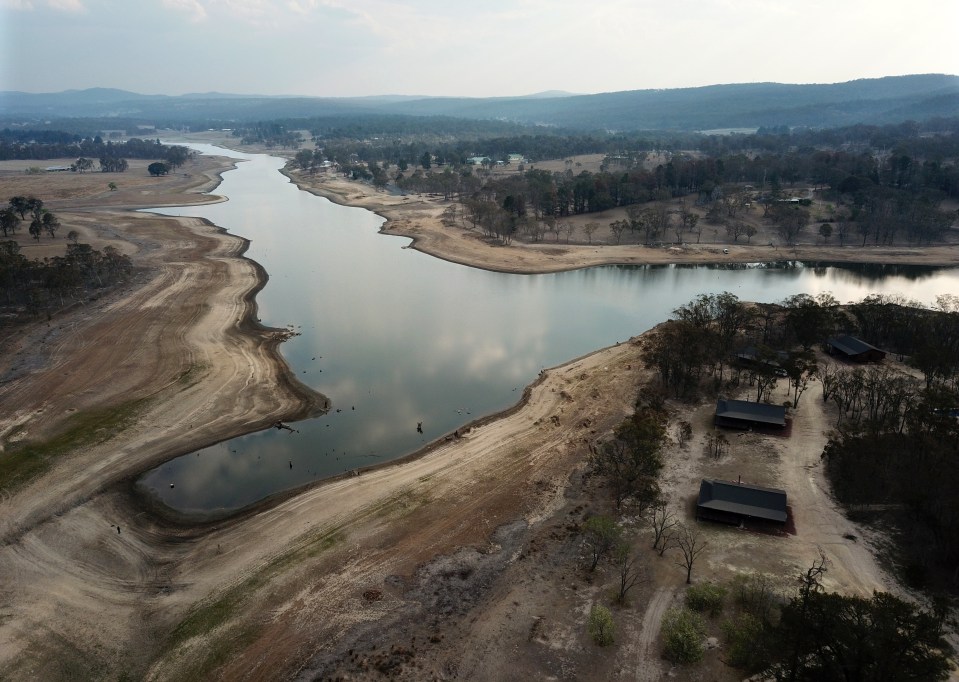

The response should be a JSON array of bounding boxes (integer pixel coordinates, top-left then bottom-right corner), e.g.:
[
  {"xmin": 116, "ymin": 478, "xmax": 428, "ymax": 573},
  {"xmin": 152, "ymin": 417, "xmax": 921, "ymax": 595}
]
[
  {"xmin": 675, "ymin": 523, "xmax": 708, "ymax": 584},
  {"xmin": 609, "ymin": 219, "xmax": 627, "ymax": 245},
  {"xmin": 440, "ymin": 204, "xmax": 458, "ymax": 227},
  {"xmin": 725, "ymin": 221, "xmax": 748, "ymax": 243},
  {"xmin": 614, "ymin": 541, "xmax": 646, "ymax": 604},
  {"xmin": 704, "ymin": 431, "xmax": 729, "ymax": 460},
  {"xmin": 546, "ymin": 218, "xmax": 561, "ymax": 242},
  {"xmin": 815, "ymin": 361, "xmax": 841, "ymax": 403},
  {"xmin": 786, "ymin": 550, "xmax": 828, "ymax": 681},
  {"xmin": 583, "ymin": 222, "xmax": 600, "ymax": 244},
  {"xmin": 562, "ymin": 221, "xmax": 575, "ymax": 243},
  {"xmin": 648, "ymin": 500, "xmax": 678, "ymax": 552},
  {"xmin": 523, "ymin": 220, "xmax": 544, "ymax": 242}
]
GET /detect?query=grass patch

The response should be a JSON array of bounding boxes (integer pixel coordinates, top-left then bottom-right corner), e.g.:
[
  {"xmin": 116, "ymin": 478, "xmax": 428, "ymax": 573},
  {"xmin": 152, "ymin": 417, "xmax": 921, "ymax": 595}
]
[
  {"xmin": 0, "ymin": 398, "xmax": 149, "ymax": 493},
  {"xmin": 10, "ymin": 631, "xmax": 119, "ymax": 682},
  {"xmin": 164, "ymin": 527, "xmax": 345, "ymax": 676},
  {"xmin": 177, "ymin": 362, "xmax": 207, "ymax": 388},
  {"xmin": 369, "ymin": 488, "xmax": 431, "ymax": 520}
]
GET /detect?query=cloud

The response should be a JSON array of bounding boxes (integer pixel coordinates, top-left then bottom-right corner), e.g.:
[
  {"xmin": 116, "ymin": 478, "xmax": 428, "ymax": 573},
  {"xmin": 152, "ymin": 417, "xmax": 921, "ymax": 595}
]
[
  {"xmin": 2, "ymin": 0, "xmax": 85, "ymax": 10},
  {"xmin": 161, "ymin": 0, "xmax": 207, "ymax": 21},
  {"xmin": 48, "ymin": 0, "xmax": 85, "ymax": 11}
]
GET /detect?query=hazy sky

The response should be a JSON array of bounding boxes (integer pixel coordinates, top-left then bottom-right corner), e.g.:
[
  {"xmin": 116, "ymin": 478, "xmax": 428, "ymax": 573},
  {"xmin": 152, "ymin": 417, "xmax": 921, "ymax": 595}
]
[{"xmin": 2, "ymin": 0, "xmax": 957, "ymax": 97}]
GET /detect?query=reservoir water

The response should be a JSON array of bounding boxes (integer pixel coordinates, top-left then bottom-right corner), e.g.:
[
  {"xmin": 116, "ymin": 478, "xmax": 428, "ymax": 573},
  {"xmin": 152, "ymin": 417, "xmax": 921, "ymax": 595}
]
[{"xmin": 138, "ymin": 144, "xmax": 959, "ymax": 515}]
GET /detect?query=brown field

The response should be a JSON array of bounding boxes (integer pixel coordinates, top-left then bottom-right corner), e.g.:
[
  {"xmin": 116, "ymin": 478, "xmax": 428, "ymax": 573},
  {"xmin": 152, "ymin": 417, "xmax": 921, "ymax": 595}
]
[{"xmin": 0, "ymin": 142, "xmax": 955, "ymax": 680}]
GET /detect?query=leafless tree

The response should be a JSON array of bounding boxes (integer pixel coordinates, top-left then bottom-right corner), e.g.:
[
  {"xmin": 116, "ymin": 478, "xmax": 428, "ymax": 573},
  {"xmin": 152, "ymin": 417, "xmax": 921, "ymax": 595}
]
[
  {"xmin": 546, "ymin": 219, "xmax": 561, "ymax": 242},
  {"xmin": 675, "ymin": 523, "xmax": 708, "ymax": 584},
  {"xmin": 583, "ymin": 222, "xmax": 600, "ymax": 244},
  {"xmin": 814, "ymin": 360, "xmax": 840, "ymax": 402},
  {"xmin": 609, "ymin": 219, "xmax": 627, "ymax": 245},
  {"xmin": 648, "ymin": 500, "xmax": 678, "ymax": 552},
  {"xmin": 704, "ymin": 431, "xmax": 729, "ymax": 460},
  {"xmin": 614, "ymin": 541, "xmax": 647, "ymax": 604},
  {"xmin": 725, "ymin": 221, "xmax": 748, "ymax": 243}
]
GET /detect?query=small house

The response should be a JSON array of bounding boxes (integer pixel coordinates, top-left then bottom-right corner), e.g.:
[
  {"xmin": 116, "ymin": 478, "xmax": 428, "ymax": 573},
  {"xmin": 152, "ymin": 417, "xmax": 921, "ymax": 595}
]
[
  {"xmin": 825, "ymin": 334, "xmax": 885, "ymax": 363},
  {"xmin": 697, "ymin": 478, "xmax": 787, "ymax": 526},
  {"xmin": 715, "ymin": 398, "xmax": 786, "ymax": 430}
]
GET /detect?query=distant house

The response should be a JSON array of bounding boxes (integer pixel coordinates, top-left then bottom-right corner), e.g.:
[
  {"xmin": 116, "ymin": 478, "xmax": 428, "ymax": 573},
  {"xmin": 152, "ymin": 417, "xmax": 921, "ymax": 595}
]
[
  {"xmin": 714, "ymin": 398, "xmax": 786, "ymax": 429},
  {"xmin": 507, "ymin": 153, "xmax": 526, "ymax": 165},
  {"xmin": 467, "ymin": 156, "xmax": 490, "ymax": 165},
  {"xmin": 697, "ymin": 478, "xmax": 788, "ymax": 526},
  {"xmin": 824, "ymin": 334, "xmax": 885, "ymax": 363}
]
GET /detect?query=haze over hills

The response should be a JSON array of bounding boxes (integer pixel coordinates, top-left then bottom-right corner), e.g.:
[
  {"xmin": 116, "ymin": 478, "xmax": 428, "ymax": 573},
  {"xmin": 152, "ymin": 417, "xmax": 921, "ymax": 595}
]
[{"xmin": 1, "ymin": 75, "xmax": 956, "ymax": 132}]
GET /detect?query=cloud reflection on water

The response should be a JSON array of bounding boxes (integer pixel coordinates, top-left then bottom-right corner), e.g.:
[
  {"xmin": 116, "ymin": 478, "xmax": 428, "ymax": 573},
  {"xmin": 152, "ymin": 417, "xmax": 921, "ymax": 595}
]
[{"xmin": 138, "ymin": 145, "xmax": 959, "ymax": 515}]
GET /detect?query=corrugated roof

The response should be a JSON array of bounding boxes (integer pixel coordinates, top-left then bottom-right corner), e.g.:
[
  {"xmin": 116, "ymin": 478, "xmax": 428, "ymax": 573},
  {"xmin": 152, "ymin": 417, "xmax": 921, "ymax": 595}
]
[
  {"xmin": 827, "ymin": 334, "xmax": 880, "ymax": 356},
  {"xmin": 698, "ymin": 479, "xmax": 787, "ymax": 523},
  {"xmin": 715, "ymin": 398, "xmax": 786, "ymax": 426}
]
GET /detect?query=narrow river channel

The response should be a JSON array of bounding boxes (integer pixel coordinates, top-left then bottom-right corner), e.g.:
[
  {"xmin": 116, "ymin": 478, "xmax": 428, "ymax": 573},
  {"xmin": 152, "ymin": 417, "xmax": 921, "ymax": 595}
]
[{"xmin": 137, "ymin": 144, "xmax": 959, "ymax": 516}]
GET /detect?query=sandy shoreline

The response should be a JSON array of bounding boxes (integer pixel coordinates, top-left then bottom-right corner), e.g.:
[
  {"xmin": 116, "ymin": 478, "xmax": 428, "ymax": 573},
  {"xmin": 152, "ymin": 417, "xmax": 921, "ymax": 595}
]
[
  {"xmin": 0, "ymin": 146, "xmax": 952, "ymax": 679},
  {"xmin": 286, "ymin": 168, "xmax": 959, "ymax": 274}
]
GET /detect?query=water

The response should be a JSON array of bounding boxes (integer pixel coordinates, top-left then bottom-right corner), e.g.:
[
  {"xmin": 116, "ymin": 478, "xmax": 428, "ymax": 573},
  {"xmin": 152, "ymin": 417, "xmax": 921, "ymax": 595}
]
[{"xmin": 137, "ymin": 144, "xmax": 959, "ymax": 516}]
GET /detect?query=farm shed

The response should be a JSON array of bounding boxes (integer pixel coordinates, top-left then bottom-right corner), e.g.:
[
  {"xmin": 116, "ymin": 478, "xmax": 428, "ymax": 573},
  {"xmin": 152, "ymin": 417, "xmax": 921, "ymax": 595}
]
[
  {"xmin": 825, "ymin": 334, "xmax": 886, "ymax": 363},
  {"xmin": 714, "ymin": 398, "xmax": 786, "ymax": 429},
  {"xmin": 696, "ymin": 478, "xmax": 787, "ymax": 526}
]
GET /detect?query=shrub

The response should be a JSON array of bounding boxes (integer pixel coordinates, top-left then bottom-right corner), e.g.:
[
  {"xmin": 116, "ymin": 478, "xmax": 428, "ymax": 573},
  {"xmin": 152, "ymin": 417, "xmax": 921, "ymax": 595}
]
[
  {"xmin": 587, "ymin": 604, "xmax": 615, "ymax": 646},
  {"xmin": 731, "ymin": 573, "xmax": 780, "ymax": 622},
  {"xmin": 721, "ymin": 612, "xmax": 770, "ymax": 670},
  {"xmin": 661, "ymin": 607, "xmax": 706, "ymax": 664},
  {"xmin": 685, "ymin": 581, "xmax": 727, "ymax": 617}
]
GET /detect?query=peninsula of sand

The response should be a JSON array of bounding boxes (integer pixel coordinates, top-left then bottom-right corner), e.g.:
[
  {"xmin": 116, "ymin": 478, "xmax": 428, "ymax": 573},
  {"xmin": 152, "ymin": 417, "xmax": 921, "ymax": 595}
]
[{"xmin": 0, "ymin": 144, "xmax": 953, "ymax": 680}]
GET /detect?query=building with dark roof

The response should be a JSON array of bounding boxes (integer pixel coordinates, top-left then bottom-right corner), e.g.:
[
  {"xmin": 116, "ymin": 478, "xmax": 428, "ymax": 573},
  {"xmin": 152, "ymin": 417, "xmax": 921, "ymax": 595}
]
[
  {"xmin": 696, "ymin": 478, "xmax": 787, "ymax": 526},
  {"xmin": 714, "ymin": 398, "xmax": 786, "ymax": 429},
  {"xmin": 825, "ymin": 334, "xmax": 885, "ymax": 363}
]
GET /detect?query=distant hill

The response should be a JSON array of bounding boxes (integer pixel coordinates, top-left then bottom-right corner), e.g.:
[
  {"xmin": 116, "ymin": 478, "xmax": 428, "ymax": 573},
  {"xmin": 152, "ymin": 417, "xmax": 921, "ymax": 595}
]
[{"xmin": 2, "ymin": 75, "xmax": 956, "ymax": 132}]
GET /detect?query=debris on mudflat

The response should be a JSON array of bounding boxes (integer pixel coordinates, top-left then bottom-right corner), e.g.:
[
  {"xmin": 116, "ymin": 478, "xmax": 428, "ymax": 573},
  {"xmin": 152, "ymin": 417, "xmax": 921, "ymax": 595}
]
[{"xmin": 272, "ymin": 421, "xmax": 298, "ymax": 433}]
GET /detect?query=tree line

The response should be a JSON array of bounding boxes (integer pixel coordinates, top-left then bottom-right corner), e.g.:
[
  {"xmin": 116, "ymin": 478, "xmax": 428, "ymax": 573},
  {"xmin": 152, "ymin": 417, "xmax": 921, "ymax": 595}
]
[
  {"xmin": 642, "ymin": 291, "xmax": 959, "ymax": 403},
  {"xmin": 289, "ymin": 122, "xmax": 957, "ymax": 249},
  {"xmin": 0, "ymin": 134, "xmax": 193, "ymax": 181},
  {"xmin": 818, "ymin": 299, "xmax": 959, "ymax": 590},
  {"xmin": 0, "ymin": 195, "xmax": 133, "ymax": 320},
  {"xmin": 0, "ymin": 240, "xmax": 132, "ymax": 318}
]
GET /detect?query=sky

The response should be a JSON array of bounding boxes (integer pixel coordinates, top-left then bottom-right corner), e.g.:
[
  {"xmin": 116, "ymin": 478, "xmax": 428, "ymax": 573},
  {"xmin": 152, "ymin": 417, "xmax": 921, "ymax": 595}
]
[{"xmin": 2, "ymin": 0, "xmax": 957, "ymax": 98}]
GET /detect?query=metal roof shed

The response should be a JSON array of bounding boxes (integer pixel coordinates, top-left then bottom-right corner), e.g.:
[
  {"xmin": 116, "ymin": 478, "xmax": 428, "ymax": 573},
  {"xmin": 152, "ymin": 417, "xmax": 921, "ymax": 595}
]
[
  {"xmin": 697, "ymin": 478, "xmax": 787, "ymax": 525},
  {"xmin": 714, "ymin": 398, "xmax": 786, "ymax": 429},
  {"xmin": 825, "ymin": 335, "xmax": 886, "ymax": 363}
]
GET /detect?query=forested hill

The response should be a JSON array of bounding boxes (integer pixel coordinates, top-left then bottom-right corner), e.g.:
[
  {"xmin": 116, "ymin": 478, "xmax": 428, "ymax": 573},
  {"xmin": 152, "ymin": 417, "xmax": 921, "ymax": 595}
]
[
  {"xmin": 2, "ymin": 74, "xmax": 957, "ymax": 132},
  {"xmin": 383, "ymin": 75, "xmax": 959, "ymax": 130}
]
